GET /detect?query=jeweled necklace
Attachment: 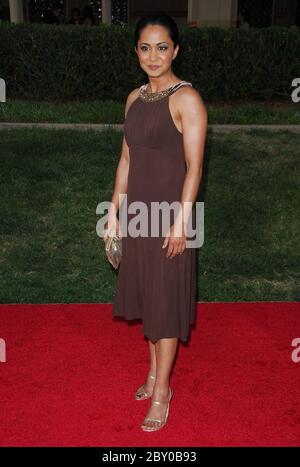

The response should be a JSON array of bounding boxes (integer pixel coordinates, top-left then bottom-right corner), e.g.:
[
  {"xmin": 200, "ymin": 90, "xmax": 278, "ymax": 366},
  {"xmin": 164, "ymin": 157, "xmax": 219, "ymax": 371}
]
[{"xmin": 139, "ymin": 80, "xmax": 192, "ymax": 102}]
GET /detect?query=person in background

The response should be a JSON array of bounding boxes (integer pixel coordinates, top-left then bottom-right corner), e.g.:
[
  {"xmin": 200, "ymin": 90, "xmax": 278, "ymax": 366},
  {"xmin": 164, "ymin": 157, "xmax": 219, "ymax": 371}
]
[
  {"xmin": 45, "ymin": 1, "xmax": 63, "ymax": 24},
  {"xmin": 68, "ymin": 8, "xmax": 81, "ymax": 25},
  {"xmin": 237, "ymin": 6, "xmax": 250, "ymax": 29},
  {"xmin": 81, "ymin": 5, "xmax": 95, "ymax": 27}
]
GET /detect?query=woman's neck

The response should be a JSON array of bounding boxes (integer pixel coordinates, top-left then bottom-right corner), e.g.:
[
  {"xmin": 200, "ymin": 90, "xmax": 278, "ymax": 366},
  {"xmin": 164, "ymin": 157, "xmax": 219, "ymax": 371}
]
[{"xmin": 147, "ymin": 75, "xmax": 180, "ymax": 93}]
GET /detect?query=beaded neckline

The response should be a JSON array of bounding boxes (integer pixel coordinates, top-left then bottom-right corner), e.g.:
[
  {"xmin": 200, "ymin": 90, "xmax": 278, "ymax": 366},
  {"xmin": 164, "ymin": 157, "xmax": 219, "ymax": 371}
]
[{"xmin": 139, "ymin": 80, "xmax": 192, "ymax": 102}]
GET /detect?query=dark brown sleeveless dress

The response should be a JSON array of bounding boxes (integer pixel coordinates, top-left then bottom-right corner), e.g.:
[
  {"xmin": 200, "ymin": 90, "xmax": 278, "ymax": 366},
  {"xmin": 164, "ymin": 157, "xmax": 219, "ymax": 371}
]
[{"xmin": 112, "ymin": 81, "xmax": 196, "ymax": 343}]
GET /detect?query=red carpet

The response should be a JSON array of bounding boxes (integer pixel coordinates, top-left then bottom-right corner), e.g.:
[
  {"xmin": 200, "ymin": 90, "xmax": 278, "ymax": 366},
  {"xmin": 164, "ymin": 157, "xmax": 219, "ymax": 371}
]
[{"xmin": 0, "ymin": 302, "xmax": 299, "ymax": 446}]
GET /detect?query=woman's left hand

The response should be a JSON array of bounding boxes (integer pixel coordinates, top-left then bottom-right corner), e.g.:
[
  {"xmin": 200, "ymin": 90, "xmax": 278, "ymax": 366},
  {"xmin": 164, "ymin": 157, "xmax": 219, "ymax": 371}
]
[{"xmin": 162, "ymin": 222, "xmax": 186, "ymax": 258}]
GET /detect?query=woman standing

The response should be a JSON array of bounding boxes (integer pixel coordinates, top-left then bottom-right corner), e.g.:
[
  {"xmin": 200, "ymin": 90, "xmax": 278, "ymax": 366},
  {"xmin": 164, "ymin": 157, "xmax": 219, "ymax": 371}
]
[{"xmin": 104, "ymin": 11, "xmax": 207, "ymax": 431}]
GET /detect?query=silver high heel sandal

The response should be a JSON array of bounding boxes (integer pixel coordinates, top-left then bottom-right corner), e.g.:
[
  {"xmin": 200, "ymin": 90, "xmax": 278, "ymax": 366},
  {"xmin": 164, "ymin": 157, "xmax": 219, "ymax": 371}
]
[
  {"xmin": 141, "ymin": 387, "xmax": 173, "ymax": 432},
  {"xmin": 135, "ymin": 374, "xmax": 156, "ymax": 400}
]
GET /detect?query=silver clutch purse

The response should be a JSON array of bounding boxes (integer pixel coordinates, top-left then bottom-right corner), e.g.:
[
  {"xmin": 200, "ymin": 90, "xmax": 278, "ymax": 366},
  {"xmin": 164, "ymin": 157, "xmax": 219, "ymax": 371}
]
[{"xmin": 105, "ymin": 231, "xmax": 122, "ymax": 269}]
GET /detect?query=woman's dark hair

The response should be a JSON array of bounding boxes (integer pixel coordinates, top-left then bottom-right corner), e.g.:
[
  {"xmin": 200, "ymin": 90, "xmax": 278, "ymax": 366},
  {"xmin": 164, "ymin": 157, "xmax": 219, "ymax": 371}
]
[{"xmin": 134, "ymin": 11, "xmax": 179, "ymax": 49}]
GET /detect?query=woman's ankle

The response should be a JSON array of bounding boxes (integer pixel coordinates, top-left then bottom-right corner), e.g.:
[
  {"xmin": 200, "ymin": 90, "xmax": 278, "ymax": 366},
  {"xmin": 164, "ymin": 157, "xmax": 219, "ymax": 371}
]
[{"xmin": 152, "ymin": 382, "xmax": 170, "ymax": 394}]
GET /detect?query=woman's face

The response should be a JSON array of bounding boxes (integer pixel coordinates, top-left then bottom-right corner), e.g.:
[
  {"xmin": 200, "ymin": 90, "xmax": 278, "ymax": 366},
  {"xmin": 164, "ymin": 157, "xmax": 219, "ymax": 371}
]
[{"xmin": 135, "ymin": 25, "xmax": 179, "ymax": 78}]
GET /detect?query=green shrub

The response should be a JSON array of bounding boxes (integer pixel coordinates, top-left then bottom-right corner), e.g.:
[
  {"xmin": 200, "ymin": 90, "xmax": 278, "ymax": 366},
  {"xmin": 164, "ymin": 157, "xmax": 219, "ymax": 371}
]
[{"xmin": 0, "ymin": 22, "xmax": 299, "ymax": 101}]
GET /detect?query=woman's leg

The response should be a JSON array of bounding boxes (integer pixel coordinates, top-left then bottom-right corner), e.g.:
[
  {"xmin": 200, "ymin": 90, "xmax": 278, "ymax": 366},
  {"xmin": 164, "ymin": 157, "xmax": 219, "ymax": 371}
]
[
  {"xmin": 140, "ymin": 339, "xmax": 157, "ymax": 395},
  {"xmin": 141, "ymin": 337, "xmax": 178, "ymax": 429},
  {"xmin": 149, "ymin": 339, "xmax": 157, "ymax": 375}
]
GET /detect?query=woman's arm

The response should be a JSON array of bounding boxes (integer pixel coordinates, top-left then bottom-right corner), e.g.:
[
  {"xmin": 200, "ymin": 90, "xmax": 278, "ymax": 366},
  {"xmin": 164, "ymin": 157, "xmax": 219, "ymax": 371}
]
[
  {"xmin": 178, "ymin": 86, "xmax": 208, "ymax": 228},
  {"xmin": 107, "ymin": 88, "xmax": 139, "ymax": 219},
  {"xmin": 163, "ymin": 87, "xmax": 208, "ymax": 258},
  {"xmin": 103, "ymin": 89, "xmax": 139, "ymax": 239},
  {"xmin": 109, "ymin": 135, "xmax": 129, "ymax": 218}
]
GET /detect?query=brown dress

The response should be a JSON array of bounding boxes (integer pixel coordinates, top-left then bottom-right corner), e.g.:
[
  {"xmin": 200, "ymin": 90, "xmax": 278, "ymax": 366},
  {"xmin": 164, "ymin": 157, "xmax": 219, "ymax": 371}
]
[{"xmin": 112, "ymin": 80, "xmax": 196, "ymax": 343}]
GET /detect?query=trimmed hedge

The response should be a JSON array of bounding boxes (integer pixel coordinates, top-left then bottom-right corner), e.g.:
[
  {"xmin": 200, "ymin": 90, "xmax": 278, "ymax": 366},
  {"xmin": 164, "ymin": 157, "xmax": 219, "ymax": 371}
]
[{"xmin": 0, "ymin": 21, "xmax": 299, "ymax": 102}]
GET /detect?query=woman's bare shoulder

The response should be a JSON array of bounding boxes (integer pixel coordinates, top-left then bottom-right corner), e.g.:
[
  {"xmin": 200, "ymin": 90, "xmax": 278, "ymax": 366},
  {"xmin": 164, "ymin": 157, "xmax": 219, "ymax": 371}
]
[
  {"xmin": 173, "ymin": 85, "xmax": 207, "ymax": 123},
  {"xmin": 176, "ymin": 85, "xmax": 206, "ymax": 108},
  {"xmin": 124, "ymin": 86, "xmax": 141, "ymax": 115}
]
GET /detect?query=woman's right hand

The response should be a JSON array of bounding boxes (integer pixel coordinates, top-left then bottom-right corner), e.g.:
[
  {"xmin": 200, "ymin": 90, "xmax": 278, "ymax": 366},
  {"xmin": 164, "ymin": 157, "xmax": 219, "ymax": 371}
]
[{"xmin": 102, "ymin": 216, "xmax": 122, "ymax": 242}]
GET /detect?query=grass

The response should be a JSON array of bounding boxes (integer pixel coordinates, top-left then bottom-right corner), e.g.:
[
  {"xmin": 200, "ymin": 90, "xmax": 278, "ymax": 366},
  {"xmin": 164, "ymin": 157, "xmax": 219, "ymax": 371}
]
[
  {"xmin": 0, "ymin": 128, "xmax": 299, "ymax": 303},
  {"xmin": 0, "ymin": 99, "xmax": 300, "ymax": 124}
]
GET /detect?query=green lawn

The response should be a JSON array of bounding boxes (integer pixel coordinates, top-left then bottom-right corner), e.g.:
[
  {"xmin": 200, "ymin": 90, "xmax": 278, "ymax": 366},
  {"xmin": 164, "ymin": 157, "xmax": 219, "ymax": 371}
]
[
  {"xmin": 0, "ymin": 99, "xmax": 299, "ymax": 124},
  {"xmin": 0, "ymin": 128, "xmax": 299, "ymax": 302}
]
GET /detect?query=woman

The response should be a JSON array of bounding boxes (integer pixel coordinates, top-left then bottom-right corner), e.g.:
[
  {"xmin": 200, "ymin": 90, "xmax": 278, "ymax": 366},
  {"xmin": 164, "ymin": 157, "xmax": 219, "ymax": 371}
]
[{"xmin": 103, "ymin": 11, "xmax": 207, "ymax": 431}]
